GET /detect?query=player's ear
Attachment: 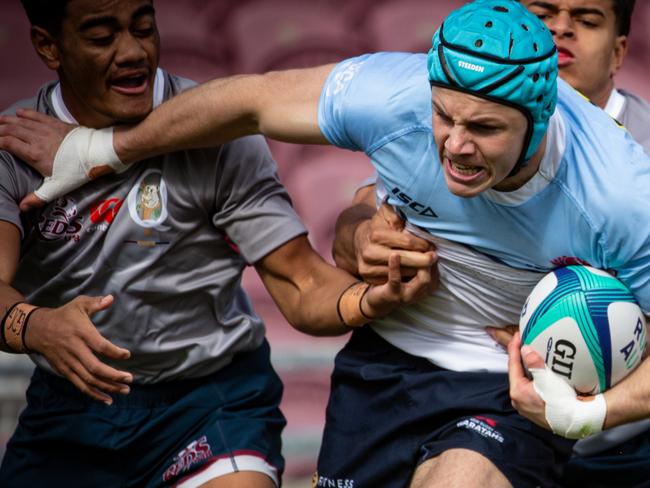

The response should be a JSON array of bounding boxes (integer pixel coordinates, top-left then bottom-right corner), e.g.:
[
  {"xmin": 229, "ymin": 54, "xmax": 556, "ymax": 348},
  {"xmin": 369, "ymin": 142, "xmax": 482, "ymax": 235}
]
[
  {"xmin": 611, "ymin": 35, "xmax": 628, "ymax": 77},
  {"xmin": 30, "ymin": 26, "xmax": 61, "ymax": 71}
]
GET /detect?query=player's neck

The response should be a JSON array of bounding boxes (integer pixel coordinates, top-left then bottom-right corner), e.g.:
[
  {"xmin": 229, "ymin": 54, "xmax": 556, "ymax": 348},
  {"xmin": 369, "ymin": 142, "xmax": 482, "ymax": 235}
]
[
  {"xmin": 494, "ymin": 136, "xmax": 546, "ymax": 192},
  {"xmin": 589, "ymin": 80, "xmax": 616, "ymax": 110}
]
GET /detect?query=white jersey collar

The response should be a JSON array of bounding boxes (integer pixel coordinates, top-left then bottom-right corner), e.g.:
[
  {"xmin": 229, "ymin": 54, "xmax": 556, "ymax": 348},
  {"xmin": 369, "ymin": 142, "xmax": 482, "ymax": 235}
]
[
  {"xmin": 483, "ymin": 108, "xmax": 566, "ymax": 206},
  {"xmin": 50, "ymin": 68, "xmax": 165, "ymax": 123},
  {"xmin": 604, "ymin": 88, "xmax": 626, "ymax": 120}
]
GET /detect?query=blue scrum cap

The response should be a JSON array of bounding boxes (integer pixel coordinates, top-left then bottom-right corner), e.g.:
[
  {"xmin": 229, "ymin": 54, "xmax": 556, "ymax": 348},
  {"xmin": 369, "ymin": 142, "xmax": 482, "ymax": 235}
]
[{"xmin": 428, "ymin": 0, "xmax": 557, "ymax": 167}]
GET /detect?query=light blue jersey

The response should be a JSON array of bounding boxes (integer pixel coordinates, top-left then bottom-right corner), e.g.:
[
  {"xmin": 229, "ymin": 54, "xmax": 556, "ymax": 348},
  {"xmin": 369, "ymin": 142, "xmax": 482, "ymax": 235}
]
[
  {"xmin": 318, "ymin": 52, "xmax": 650, "ymax": 373},
  {"xmin": 319, "ymin": 52, "xmax": 650, "ymax": 311}
]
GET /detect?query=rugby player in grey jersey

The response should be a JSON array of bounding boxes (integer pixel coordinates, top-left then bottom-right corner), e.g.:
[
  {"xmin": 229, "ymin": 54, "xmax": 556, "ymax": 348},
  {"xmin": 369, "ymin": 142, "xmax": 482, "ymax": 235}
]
[{"xmin": 0, "ymin": 1, "xmax": 433, "ymax": 487}]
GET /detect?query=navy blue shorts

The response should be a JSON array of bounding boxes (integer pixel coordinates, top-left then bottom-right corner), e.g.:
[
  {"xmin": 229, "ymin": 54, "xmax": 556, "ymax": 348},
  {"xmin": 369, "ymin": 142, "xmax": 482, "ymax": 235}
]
[
  {"xmin": 316, "ymin": 327, "xmax": 574, "ymax": 488},
  {"xmin": 562, "ymin": 429, "xmax": 650, "ymax": 488},
  {"xmin": 0, "ymin": 340, "xmax": 285, "ymax": 488}
]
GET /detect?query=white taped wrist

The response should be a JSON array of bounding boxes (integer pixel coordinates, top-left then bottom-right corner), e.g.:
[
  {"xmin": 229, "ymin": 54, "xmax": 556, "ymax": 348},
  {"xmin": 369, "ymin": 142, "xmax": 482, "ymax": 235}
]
[
  {"xmin": 34, "ymin": 127, "xmax": 126, "ymax": 202},
  {"xmin": 530, "ymin": 367, "xmax": 607, "ymax": 439}
]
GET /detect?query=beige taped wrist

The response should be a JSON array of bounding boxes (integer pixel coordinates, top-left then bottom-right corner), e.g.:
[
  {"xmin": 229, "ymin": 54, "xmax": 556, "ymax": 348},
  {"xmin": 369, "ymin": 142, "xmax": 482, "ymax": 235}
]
[
  {"xmin": 35, "ymin": 127, "xmax": 127, "ymax": 202},
  {"xmin": 530, "ymin": 367, "xmax": 607, "ymax": 439},
  {"xmin": 1, "ymin": 302, "xmax": 39, "ymax": 353},
  {"xmin": 336, "ymin": 282, "xmax": 371, "ymax": 328}
]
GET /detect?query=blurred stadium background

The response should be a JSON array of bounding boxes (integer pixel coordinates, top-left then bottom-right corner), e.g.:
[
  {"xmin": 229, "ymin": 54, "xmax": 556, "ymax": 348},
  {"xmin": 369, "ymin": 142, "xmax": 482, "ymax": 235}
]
[{"xmin": 1, "ymin": 0, "xmax": 648, "ymax": 485}]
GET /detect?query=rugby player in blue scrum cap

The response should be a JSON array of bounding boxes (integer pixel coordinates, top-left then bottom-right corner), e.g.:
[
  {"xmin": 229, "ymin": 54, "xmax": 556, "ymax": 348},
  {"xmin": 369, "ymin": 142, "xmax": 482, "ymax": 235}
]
[
  {"xmin": 0, "ymin": 1, "xmax": 432, "ymax": 487},
  {"xmin": 2, "ymin": 0, "xmax": 650, "ymax": 487}
]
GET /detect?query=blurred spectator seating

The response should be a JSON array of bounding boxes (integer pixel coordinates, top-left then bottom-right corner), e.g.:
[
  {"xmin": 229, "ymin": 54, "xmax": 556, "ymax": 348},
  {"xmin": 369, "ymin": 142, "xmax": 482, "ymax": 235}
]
[
  {"xmin": 155, "ymin": 0, "xmax": 233, "ymax": 82},
  {"xmin": 363, "ymin": 0, "xmax": 461, "ymax": 53},
  {"xmin": 225, "ymin": 0, "xmax": 369, "ymax": 73},
  {"xmin": 625, "ymin": 0, "xmax": 649, "ymax": 63},
  {"xmin": 282, "ymin": 146, "xmax": 374, "ymax": 260},
  {"xmin": 0, "ymin": 2, "xmax": 53, "ymax": 110}
]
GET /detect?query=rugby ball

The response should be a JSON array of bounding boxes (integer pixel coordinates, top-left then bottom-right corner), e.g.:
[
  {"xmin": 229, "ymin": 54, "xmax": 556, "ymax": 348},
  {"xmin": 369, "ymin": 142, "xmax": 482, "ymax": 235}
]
[{"xmin": 520, "ymin": 265, "xmax": 646, "ymax": 395}]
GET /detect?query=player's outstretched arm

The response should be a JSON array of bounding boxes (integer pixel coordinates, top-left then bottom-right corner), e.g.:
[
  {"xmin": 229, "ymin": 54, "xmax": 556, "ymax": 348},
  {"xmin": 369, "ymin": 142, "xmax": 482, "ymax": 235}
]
[
  {"xmin": 0, "ymin": 65, "xmax": 335, "ymax": 210},
  {"xmin": 255, "ymin": 235, "xmax": 435, "ymax": 336},
  {"xmin": 333, "ymin": 190, "xmax": 438, "ymax": 284},
  {"xmin": 0, "ymin": 222, "xmax": 132, "ymax": 404}
]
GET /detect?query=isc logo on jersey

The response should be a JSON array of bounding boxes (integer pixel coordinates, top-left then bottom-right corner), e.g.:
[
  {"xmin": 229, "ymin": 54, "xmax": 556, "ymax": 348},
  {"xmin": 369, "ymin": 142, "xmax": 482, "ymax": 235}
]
[{"xmin": 520, "ymin": 265, "xmax": 646, "ymax": 395}]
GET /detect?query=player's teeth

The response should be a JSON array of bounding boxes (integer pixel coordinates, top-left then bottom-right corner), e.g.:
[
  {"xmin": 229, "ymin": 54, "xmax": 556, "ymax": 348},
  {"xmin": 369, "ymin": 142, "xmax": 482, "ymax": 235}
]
[{"xmin": 452, "ymin": 161, "xmax": 480, "ymax": 175}]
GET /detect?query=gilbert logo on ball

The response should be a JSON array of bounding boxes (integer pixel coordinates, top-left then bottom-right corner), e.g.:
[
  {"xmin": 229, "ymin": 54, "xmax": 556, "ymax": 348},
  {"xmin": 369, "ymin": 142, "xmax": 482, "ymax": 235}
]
[{"xmin": 520, "ymin": 265, "xmax": 646, "ymax": 395}]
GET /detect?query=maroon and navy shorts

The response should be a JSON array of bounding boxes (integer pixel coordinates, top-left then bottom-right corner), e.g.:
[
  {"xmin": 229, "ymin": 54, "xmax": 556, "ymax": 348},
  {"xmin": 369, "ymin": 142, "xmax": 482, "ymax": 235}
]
[{"xmin": 0, "ymin": 340, "xmax": 285, "ymax": 487}]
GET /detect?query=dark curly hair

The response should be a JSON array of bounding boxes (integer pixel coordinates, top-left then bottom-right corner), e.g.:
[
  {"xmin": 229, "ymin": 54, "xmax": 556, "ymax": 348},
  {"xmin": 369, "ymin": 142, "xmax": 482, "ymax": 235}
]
[
  {"xmin": 20, "ymin": 0, "xmax": 70, "ymax": 37},
  {"xmin": 613, "ymin": 0, "xmax": 635, "ymax": 36}
]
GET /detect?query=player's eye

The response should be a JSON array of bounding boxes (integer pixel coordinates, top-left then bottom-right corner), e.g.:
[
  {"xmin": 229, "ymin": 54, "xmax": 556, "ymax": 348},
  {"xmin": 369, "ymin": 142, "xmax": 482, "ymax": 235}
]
[
  {"xmin": 132, "ymin": 22, "xmax": 156, "ymax": 38},
  {"xmin": 468, "ymin": 123, "xmax": 501, "ymax": 134},
  {"xmin": 89, "ymin": 35, "xmax": 115, "ymax": 46},
  {"xmin": 434, "ymin": 110, "xmax": 452, "ymax": 124}
]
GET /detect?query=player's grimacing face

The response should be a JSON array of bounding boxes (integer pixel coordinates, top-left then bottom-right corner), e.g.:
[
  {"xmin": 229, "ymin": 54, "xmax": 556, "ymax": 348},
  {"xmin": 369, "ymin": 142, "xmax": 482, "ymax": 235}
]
[
  {"xmin": 53, "ymin": 0, "xmax": 160, "ymax": 128},
  {"xmin": 521, "ymin": 0, "xmax": 625, "ymax": 105},
  {"xmin": 431, "ymin": 87, "xmax": 528, "ymax": 198}
]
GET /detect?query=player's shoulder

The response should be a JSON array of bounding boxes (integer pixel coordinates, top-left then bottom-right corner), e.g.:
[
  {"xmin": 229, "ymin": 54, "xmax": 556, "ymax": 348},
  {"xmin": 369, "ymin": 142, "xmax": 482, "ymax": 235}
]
[
  {"xmin": 619, "ymin": 89, "xmax": 650, "ymax": 114},
  {"xmin": 1, "ymin": 83, "xmax": 54, "ymax": 178},
  {"xmin": 162, "ymin": 70, "xmax": 198, "ymax": 96},
  {"xmin": 556, "ymin": 78, "xmax": 609, "ymax": 125},
  {"xmin": 1, "ymin": 80, "xmax": 54, "ymax": 116},
  {"xmin": 617, "ymin": 89, "xmax": 650, "ymax": 152},
  {"xmin": 320, "ymin": 52, "xmax": 431, "ymax": 151},
  {"xmin": 556, "ymin": 81, "xmax": 647, "ymax": 174},
  {"xmin": 328, "ymin": 52, "xmax": 430, "ymax": 116},
  {"xmin": 343, "ymin": 51, "xmax": 428, "ymax": 88}
]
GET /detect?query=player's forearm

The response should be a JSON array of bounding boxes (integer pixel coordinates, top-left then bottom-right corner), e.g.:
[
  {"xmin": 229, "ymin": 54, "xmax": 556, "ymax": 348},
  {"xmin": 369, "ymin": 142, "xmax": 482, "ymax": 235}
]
[
  {"xmin": 332, "ymin": 204, "xmax": 374, "ymax": 275},
  {"xmin": 603, "ymin": 356, "xmax": 650, "ymax": 428},
  {"xmin": 114, "ymin": 75, "xmax": 261, "ymax": 164},
  {"xmin": 114, "ymin": 66, "xmax": 332, "ymax": 165},
  {"xmin": 256, "ymin": 236, "xmax": 371, "ymax": 336},
  {"xmin": 261, "ymin": 263, "xmax": 358, "ymax": 336},
  {"xmin": 0, "ymin": 221, "xmax": 32, "ymax": 353},
  {"xmin": 0, "ymin": 280, "xmax": 30, "ymax": 353}
]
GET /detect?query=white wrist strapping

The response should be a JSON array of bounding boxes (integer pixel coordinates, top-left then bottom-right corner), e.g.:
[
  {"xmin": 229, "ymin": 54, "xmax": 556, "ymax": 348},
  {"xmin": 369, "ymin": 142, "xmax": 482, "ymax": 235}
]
[
  {"xmin": 35, "ymin": 127, "xmax": 127, "ymax": 202},
  {"xmin": 529, "ymin": 367, "xmax": 607, "ymax": 439}
]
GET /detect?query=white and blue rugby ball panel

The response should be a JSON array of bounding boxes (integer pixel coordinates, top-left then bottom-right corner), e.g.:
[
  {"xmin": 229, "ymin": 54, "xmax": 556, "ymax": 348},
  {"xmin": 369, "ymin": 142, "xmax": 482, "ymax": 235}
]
[{"xmin": 520, "ymin": 265, "xmax": 646, "ymax": 395}]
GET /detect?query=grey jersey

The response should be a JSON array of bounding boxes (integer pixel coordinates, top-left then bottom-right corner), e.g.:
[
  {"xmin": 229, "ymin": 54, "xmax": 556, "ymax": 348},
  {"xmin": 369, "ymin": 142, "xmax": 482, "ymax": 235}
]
[
  {"xmin": 619, "ymin": 89, "xmax": 650, "ymax": 154},
  {"xmin": 0, "ymin": 72, "xmax": 306, "ymax": 383}
]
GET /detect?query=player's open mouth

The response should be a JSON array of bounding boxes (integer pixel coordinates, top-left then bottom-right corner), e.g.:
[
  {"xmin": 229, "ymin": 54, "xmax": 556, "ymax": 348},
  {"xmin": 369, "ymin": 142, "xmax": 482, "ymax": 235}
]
[
  {"xmin": 111, "ymin": 73, "xmax": 150, "ymax": 95},
  {"xmin": 445, "ymin": 157, "xmax": 485, "ymax": 184},
  {"xmin": 445, "ymin": 158, "xmax": 484, "ymax": 179},
  {"xmin": 450, "ymin": 161, "xmax": 481, "ymax": 175},
  {"xmin": 556, "ymin": 47, "xmax": 575, "ymax": 68}
]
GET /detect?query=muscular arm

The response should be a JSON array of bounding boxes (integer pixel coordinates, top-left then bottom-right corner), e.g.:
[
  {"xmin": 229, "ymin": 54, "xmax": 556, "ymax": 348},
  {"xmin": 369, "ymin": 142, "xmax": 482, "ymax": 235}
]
[
  {"xmin": 115, "ymin": 66, "xmax": 334, "ymax": 164},
  {"xmin": 0, "ymin": 65, "xmax": 337, "ymax": 208},
  {"xmin": 0, "ymin": 221, "xmax": 27, "ymax": 322},
  {"xmin": 0, "ymin": 220, "xmax": 132, "ymax": 403},
  {"xmin": 332, "ymin": 184, "xmax": 377, "ymax": 275},
  {"xmin": 603, "ymin": 355, "xmax": 650, "ymax": 428},
  {"xmin": 255, "ymin": 235, "xmax": 432, "ymax": 336}
]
